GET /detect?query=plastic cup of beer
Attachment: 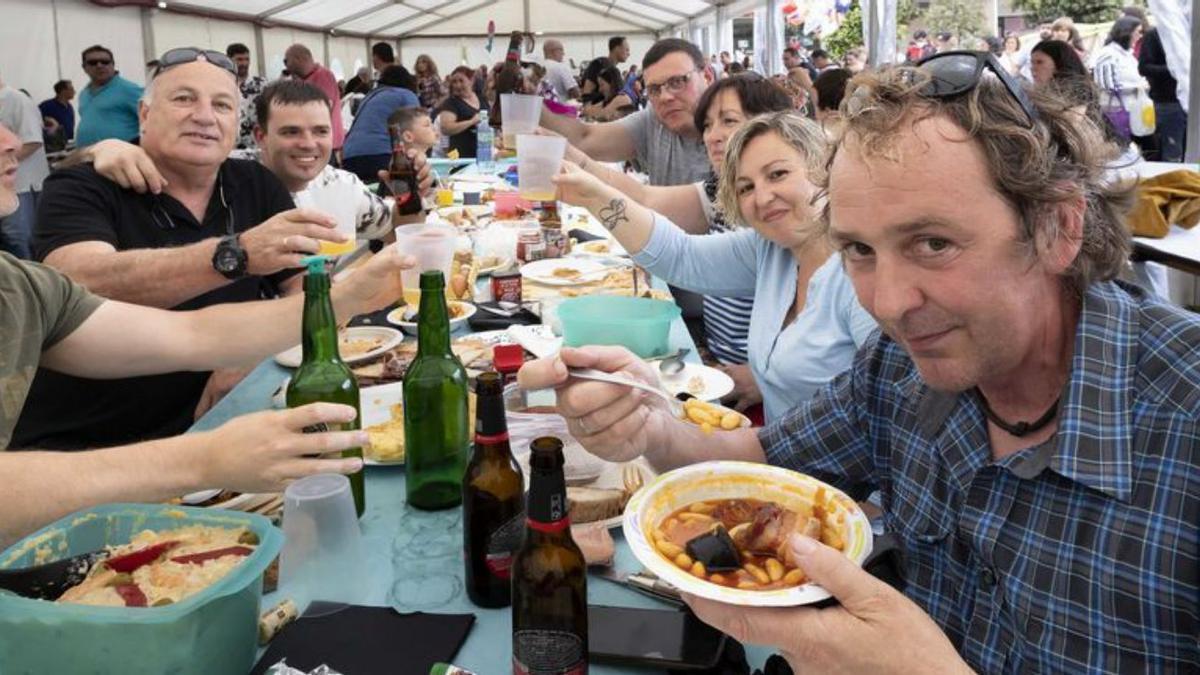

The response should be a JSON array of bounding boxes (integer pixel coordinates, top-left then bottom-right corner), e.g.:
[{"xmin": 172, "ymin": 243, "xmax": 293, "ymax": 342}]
[
  {"xmin": 393, "ymin": 222, "xmax": 458, "ymax": 303},
  {"xmin": 501, "ymin": 93, "xmax": 542, "ymax": 147},
  {"xmin": 279, "ymin": 473, "xmax": 367, "ymax": 615},
  {"xmin": 295, "ymin": 182, "xmax": 359, "ymax": 256},
  {"xmin": 516, "ymin": 134, "xmax": 566, "ymax": 202}
]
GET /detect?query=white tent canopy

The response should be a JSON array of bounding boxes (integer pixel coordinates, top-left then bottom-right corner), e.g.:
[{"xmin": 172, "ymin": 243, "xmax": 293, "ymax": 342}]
[{"xmin": 0, "ymin": 0, "xmax": 737, "ymax": 103}]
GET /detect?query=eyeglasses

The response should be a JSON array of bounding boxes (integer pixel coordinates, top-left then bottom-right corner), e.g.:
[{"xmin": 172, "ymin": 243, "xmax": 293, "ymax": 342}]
[
  {"xmin": 915, "ymin": 50, "xmax": 1039, "ymax": 126},
  {"xmin": 152, "ymin": 47, "xmax": 238, "ymax": 80},
  {"xmin": 84, "ymin": 59, "xmax": 112, "ymax": 67},
  {"xmin": 645, "ymin": 70, "xmax": 699, "ymax": 100}
]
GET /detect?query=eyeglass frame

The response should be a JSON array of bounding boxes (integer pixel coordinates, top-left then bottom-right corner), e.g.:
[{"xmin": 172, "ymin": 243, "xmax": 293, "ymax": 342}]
[
  {"xmin": 151, "ymin": 47, "xmax": 238, "ymax": 80},
  {"xmin": 151, "ymin": 173, "xmax": 236, "ymax": 235},
  {"xmin": 914, "ymin": 50, "xmax": 1039, "ymax": 127},
  {"xmin": 644, "ymin": 69, "xmax": 702, "ymax": 100}
]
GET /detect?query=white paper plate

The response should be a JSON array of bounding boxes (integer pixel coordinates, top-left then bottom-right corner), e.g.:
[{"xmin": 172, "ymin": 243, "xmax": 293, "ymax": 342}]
[
  {"xmin": 386, "ymin": 301, "xmax": 477, "ymax": 335},
  {"xmin": 520, "ymin": 258, "xmax": 607, "ymax": 286},
  {"xmin": 360, "ymin": 381, "xmax": 405, "ymax": 466},
  {"xmin": 623, "ymin": 461, "xmax": 873, "ymax": 607},
  {"xmin": 658, "ymin": 363, "xmax": 734, "ymax": 402},
  {"xmin": 274, "ymin": 326, "xmax": 404, "ymax": 369}
]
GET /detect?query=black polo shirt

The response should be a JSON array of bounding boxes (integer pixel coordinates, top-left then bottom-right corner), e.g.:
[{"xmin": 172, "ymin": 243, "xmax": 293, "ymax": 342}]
[{"xmin": 11, "ymin": 159, "xmax": 294, "ymax": 450}]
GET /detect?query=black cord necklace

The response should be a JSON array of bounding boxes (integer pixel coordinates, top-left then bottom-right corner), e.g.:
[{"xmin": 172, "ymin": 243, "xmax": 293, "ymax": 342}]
[{"xmin": 974, "ymin": 388, "xmax": 1060, "ymax": 437}]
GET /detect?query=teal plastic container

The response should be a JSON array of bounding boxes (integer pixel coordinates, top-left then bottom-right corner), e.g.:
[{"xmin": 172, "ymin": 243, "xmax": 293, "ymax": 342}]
[
  {"xmin": 0, "ymin": 503, "xmax": 284, "ymax": 675},
  {"xmin": 558, "ymin": 296, "xmax": 681, "ymax": 358}
]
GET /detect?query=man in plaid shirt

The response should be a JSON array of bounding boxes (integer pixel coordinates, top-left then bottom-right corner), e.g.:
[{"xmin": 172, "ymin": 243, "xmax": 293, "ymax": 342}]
[{"xmin": 519, "ymin": 61, "xmax": 1198, "ymax": 671}]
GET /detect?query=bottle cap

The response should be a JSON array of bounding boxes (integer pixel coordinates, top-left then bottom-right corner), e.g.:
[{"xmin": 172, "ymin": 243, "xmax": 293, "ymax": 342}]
[{"xmin": 300, "ymin": 255, "xmax": 330, "ymax": 276}]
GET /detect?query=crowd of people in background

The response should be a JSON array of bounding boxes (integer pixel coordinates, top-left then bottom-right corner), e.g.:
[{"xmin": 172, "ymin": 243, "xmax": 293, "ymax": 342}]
[{"xmin": 0, "ymin": 7, "xmax": 1190, "ymax": 265}]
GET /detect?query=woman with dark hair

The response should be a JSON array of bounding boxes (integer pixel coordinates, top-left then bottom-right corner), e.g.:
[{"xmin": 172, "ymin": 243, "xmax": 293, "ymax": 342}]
[
  {"xmin": 1093, "ymin": 16, "xmax": 1149, "ymax": 142},
  {"xmin": 561, "ymin": 74, "xmax": 800, "ymax": 416},
  {"xmin": 1031, "ymin": 41, "xmax": 1127, "ymax": 149},
  {"xmin": 581, "ymin": 65, "xmax": 635, "ymax": 121},
  {"xmin": 813, "ymin": 68, "xmax": 852, "ymax": 127},
  {"xmin": 1030, "ymin": 39, "xmax": 1088, "ymax": 86},
  {"xmin": 437, "ymin": 65, "xmax": 483, "ymax": 158},
  {"xmin": 342, "ymin": 64, "xmax": 420, "ymax": 182}
]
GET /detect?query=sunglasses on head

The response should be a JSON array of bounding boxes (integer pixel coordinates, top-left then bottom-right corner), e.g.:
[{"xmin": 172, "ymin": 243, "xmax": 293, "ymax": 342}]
[
  {"xmin": 915, "ymin": 50, "xmax": 1039, "ymax": 126},
  {"xmin": 152, "ymin": 47, "xmax": 237, "ymax": 79}
]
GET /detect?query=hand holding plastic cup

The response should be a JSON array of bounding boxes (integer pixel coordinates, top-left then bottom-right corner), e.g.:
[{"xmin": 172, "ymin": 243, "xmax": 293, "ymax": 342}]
[
  {"xmin": 295, "ymin": 182, "xmax": 360, "ymax": 256},
  {"xmin": 516, "ymin": 134, "xmax": 567, "ymax": 202},
  {"xmin": 279, "ymin": 473, "xmax": 367, "ymax": 615},
  {"xmin": 501, "ymin": 93, "xmax": 543, "ymax": 146},
  {"xmin": 393, "ymin": 222, "xmax": 458, "ymax": 304}
]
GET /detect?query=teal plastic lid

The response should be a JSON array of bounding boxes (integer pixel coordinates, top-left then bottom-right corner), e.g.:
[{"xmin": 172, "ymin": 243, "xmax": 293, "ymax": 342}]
[{"xmin": 301, "ymin": 255, "xmax": 330, "ymax": 275}]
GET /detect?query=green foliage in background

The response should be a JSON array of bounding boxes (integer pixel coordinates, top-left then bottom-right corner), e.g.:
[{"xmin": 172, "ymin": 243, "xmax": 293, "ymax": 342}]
[
  {"xmin": 824, "ymin": 1, "xmax": 864, "ymax": 59},
  {"xmin": 1011, "ymin": 0, "xmax": 1126, "ymax": 23},
  {"xmin": 924, "ymin": 0, "xmax": 985, "ymax": 41}
]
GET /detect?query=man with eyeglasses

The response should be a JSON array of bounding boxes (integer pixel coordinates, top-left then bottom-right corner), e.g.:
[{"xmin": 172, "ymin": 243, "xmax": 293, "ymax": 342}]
[
  {"xmin": 76, "ymin": 45, "xmax": 143, "ymax": 148},
  {"xmin": 540, "ymin": 38, "xmax": 711, "ymax": 187},
  {"xmin": 12, "ymin": 48, "xmax": 348, "ymax": 451},
  {"xmin": 519, "ymin": 54, "xmax": 1198, "ymax": 671}
]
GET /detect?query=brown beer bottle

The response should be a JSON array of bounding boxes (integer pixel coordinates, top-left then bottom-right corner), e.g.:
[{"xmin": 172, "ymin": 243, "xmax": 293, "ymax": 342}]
[
  {"xmin": 388, "ymin": 126, "xmax": 424, "ymax": 216},
  {"xmin": 511, "ymin": 437, "xmax": 588, "ymax": 675},
  {"xmin": 463, "ymin": 371, "xmax": 525, "ymax": 608}
]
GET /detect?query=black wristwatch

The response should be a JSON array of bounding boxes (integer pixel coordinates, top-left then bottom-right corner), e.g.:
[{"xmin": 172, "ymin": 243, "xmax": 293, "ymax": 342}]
[{"xmin": 212, "ymin": 233, "xmax": 248, "ymax": 280}]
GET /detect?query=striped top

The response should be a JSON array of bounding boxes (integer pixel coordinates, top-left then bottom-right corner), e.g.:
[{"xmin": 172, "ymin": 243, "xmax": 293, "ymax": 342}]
[{"xmin": 695, "ymin": 176, "xmax": 754, "ymax": 365}]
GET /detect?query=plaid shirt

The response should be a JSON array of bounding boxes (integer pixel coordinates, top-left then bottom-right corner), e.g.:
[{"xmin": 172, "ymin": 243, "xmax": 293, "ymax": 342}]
[{"xmin": 760, "ymin": 280, "xmax": 1199, "ymax": 672}]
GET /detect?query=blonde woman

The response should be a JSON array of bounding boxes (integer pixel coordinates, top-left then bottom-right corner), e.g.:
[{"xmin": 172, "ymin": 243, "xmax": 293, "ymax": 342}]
[
  {"xmin": 554, "ymin": 112, "xmax": 876, "ymax": 421},
  {"xmin": 413, "ymin": 54, "xmax": 446, "ymax": 109}
]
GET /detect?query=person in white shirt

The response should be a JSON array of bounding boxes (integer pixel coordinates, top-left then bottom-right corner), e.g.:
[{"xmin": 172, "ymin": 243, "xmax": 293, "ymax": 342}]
[
  {"xmin": 80, "ymin": 79, "xmax": 433, "ymax": 244},
  {"xmin": 0, "ymin": 74, "xmax": 50, "ymax": 259},
  {"xmin": 541, "ymin": 39, "xmax": 581, "ymax": 101}
]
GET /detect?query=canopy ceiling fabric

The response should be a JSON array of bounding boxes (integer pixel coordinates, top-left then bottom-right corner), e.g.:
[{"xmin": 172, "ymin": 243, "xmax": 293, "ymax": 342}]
[{"xmin": 158, "ymin": 0, "xmax": 719, "ymax": 37}]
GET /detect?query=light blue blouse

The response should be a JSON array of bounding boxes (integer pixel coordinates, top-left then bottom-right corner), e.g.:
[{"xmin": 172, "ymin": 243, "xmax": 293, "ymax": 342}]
[{"xmin": 633, "ymin": 214, "xmax": 878, "ymax": 421}]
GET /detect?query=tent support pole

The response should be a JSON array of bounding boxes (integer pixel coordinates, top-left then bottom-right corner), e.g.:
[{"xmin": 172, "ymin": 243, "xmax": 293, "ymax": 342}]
[
  {"xmin": 254, "ymin": 24, "xmax": 267, "ymax": 79},
  {"xmin": 1187, "ymin": 0, "xmax": 1200, "ymax": 163},
  {"xmin": 141, "ymin": 6, "xmax": 156, "ymax": 67}
]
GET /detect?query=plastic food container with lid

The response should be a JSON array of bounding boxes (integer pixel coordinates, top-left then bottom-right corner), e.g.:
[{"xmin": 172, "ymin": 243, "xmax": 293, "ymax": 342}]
[
  {"xmin": 0, "ymin": 503, "xmax": 283, "ymax": 675},
  {"xmin": 558, "ymin": 295, "xmax": 681, "ymax": 358}
]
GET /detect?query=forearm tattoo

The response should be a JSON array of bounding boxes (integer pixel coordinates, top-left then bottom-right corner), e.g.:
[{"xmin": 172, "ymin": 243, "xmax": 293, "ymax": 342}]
[{"xmin": 598, "ymin": 198, "xmax": 629, "ymax": 232}]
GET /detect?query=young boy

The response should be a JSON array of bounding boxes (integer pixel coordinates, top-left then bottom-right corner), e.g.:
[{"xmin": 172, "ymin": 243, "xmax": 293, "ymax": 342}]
[{"xmin": 388, "ymin": 107, "xmax": 439, "ymax": 156}]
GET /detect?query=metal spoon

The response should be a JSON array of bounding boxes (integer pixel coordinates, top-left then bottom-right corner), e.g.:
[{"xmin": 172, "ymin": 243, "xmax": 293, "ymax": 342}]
[
  {"xmin": 657, "ymin": 348, "xmax": 690, "ymax": 377},
  {"xmin": 567, "ymin": 367, "xmax": 684, "ymax": 417}
]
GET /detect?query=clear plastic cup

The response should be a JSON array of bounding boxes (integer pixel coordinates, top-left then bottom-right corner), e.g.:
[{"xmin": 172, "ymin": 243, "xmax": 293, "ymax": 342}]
[
  {"xmin": 279, "ymin": 474, "xmax": 367, "ymax": 615},
  {"xmin": 501, "ymin": 93, "xmax": 542, "ymax": 147},
  {"xmin": 295, "ymin": 182, "xmax": 360, "ymax": 256},
  {"xmin": 393, "ymin": 222, "xmax": 458, "ymax": 304},
  {"xmin": 516, "ymin": 134, "xmax": 567, "ymax": 202}
]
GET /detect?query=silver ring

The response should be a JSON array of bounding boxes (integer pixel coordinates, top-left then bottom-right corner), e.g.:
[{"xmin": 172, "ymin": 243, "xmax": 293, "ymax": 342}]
[
  {"xmin": 282, "ymin": 236, "xmax": 291, "ymax": 249},
  {"xmin": 576, "ymin": 418, "xmax": 591, "ymax": 436}
]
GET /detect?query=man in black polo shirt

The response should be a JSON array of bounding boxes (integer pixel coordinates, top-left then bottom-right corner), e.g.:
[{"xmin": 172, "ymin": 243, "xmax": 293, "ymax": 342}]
[{"xmin": 13, "ymin": 49, "xmax": 345, "ymax": 450}]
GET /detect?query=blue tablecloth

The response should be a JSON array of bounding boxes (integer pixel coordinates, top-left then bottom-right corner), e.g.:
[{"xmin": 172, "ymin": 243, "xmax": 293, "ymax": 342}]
[{"xmin": 191, "ymin": 159, "xmax": 776, "ymax": 671}]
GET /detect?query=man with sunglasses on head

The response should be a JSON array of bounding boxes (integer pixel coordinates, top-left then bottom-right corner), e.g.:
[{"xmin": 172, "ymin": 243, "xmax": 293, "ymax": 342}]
[
  {"xmin": 540, "ymin": 38, "xmax": 711, "ymax": 187},
  {"xmin": 519, "ymin": 52, "xmax": 1198, "ymax": 671},
  {"xmin": 76, "ymin": 45, "xmax": 143, "ymax": 148},
  {"xmin": 0, "ymin": 122, "xmax": 419, "ymax": 547},
  {"xmin": 12, "ymin": 48, "xmax": 349, "ymax": 452}
]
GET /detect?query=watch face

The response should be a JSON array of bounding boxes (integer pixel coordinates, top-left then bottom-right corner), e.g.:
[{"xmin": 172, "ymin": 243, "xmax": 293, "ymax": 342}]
[{"xmin": 215, "ymin": 247, "xmax": 241, "ymax": 272}]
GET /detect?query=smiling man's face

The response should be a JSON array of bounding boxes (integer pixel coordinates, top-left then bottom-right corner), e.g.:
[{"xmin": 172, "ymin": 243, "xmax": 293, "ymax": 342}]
[
  {"xmin": 139, "ymin": 61, "xmax": 238, "ymax": 169},
  {"xmin": 254, "ymin": 100, "xmax": 333, "ymax": 192}
]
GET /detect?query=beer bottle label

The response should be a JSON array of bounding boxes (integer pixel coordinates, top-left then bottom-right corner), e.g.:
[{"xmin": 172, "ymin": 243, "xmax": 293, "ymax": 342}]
[
  {"xmin": 484, "ymin": 511, "xmax": 524, "ymax": 579},
  {"xmin": 512, "ymin": 630, "xmax": 586, "ymax": 675}
]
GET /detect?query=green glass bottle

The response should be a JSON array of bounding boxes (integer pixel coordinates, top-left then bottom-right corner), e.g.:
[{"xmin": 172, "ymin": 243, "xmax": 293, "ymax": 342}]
[
  {"xmin": 403, "ymin": 270, "xmax": 470, "ymax": 510},
  {"xmin": 285, "ymin": 257, "xmax": 365, "ymax": 517}
]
